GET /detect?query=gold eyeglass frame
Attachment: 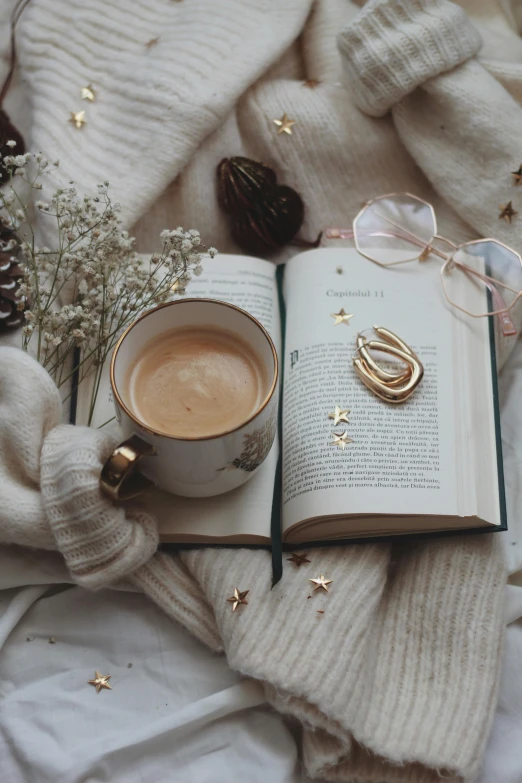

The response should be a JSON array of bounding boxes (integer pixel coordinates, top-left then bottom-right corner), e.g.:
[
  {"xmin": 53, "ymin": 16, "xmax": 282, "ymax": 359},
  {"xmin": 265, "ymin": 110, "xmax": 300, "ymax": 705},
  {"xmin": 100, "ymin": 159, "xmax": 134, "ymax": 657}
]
[{"xmin": 327, "ymin": 192, "xmax": 522, "ymax": 338}]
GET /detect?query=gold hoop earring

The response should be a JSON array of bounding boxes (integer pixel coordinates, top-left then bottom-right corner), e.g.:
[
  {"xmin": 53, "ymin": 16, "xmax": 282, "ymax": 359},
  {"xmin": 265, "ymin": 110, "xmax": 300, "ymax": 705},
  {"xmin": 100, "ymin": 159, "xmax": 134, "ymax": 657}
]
[{"xmin": 353, "ymin": 326, "xmax": 423, "ymax": 404}]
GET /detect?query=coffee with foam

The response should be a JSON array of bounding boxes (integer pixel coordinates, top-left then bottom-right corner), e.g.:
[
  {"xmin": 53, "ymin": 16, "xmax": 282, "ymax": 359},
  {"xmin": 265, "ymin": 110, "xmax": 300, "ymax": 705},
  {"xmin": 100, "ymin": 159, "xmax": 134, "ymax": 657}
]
[{"xmin": 125, "ymin": 326, "xmax": 269, "ymax": 438}]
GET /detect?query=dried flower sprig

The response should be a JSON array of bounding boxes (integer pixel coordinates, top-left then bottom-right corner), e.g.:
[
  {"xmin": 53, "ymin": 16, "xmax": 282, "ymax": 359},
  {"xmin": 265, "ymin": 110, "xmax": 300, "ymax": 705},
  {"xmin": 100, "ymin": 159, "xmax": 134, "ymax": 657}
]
[{"xmin": 0, "ymin": 148, "xmax": 217, "ymax": 425}]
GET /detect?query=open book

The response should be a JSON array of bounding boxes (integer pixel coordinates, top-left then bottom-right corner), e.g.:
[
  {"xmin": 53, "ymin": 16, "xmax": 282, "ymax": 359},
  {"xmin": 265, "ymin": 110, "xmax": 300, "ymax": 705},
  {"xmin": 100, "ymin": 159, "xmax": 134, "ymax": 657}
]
[{"xmin": 72, "ymin": 248, "xmax": 507, "ymax": 545}]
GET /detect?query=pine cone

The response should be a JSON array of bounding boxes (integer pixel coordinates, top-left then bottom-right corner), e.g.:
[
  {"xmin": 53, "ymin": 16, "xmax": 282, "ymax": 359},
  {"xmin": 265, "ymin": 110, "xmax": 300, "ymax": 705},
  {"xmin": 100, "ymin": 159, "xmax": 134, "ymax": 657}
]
[{"xmin": 0, "ymin": 251, "xmax": 24, "ymax": 331}]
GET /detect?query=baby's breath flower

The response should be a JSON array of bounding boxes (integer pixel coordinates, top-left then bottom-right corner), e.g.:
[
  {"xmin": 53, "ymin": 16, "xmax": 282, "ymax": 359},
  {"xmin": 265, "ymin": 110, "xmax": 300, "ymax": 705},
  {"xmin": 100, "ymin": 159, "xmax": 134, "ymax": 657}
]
[
  {"xmin": 1, "ymin": 148, "xmax": 216, "ymax": 425},
  {"xmin": 6, "ymin": 140, "xmax": 17, "ymax": 148}
]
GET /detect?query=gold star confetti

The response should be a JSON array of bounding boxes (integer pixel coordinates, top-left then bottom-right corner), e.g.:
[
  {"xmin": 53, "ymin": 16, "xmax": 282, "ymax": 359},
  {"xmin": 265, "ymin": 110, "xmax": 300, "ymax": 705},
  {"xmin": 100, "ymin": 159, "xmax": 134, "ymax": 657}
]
[
  {"xmin": 331, "ymin": 431, "xmax": 353, "ymax": 450},
  {"xmin": 287, "ymin": 552, "xmax": 311, "ymax": 567},
  {"xmin": 309, "ymin": 574, "xmax": 333, "ymax": 592},
  {"xmin": 273, "ymin": 113, "xmax": 296, "ymax": 135},
  {"xmin": 512, "ymin": 165, "xmax": 522, "ymax": 185},
  {"xmin": 68, "ymin": 111, "xmax": 86, "ymax": 129},
  {"xmin": 145, "ymin": 37, "xmax": 160, "ymax": 48},
  {"xmin": 226, "ymin": 588, "xmax": 249, "ymax": 612},
  {"xmin": 81, "ymin": 84, "xmax": 96, "ymax": 102},
  {"xmin": 336, "ymin": 266, "xmax": 343, "ymax": 274},
  {"xmin": 331, "ymin": 308, "xmax": 354, "ymax": 326},
  {"xmin": 328, "ymin": 406, "xmax": 350, "ymax": 426},
  {"xmin": 48, "ymin": 637, "xmax": 56, "ymax": 644},
  {"xmin": 171, "ymin": 279, "xmax": 182, "ymax": 293},
  {"xmin": 303, "ymin": 79, "xmax": 320, "ymax": 88},
  {"xmin": 88, "ymin": 671, "xmax": 112, "ymax": 693},
  {"xmin": 499, "ymin": 201, "xmax": 518, "ymax": 223}
]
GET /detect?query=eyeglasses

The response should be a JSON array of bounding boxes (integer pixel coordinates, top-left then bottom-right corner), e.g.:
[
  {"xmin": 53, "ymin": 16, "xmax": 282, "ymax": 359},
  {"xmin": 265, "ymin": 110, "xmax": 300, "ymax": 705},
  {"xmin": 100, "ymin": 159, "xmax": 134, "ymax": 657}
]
[{"xmin": 326, "ymin": 193, "xmax": 522, "ymax": 338}]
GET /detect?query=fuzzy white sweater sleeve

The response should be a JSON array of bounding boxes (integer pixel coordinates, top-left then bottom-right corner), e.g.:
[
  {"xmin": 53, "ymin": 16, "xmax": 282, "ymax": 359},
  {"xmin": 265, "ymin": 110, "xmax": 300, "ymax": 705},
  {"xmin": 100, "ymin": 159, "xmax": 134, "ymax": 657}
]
[{"xmin": 339, "ymin": 0, "xmax": 522, "ymax": 258}]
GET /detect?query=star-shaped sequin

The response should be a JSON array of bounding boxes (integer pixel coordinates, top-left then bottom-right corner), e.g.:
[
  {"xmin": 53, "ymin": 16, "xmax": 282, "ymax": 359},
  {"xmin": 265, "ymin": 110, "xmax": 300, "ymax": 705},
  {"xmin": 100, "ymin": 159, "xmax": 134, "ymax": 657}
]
[
  {"xmin": 331, "ymin": 308, "xmax": 353, "ymax": 325},
  {"xmin": 331, "ymin": 431, "xmax": 353, "ymax": 450},
  {"xmin": 499, "ymin": 201, "xmax": 518, "ymax": 223},
  {"xmin": 81, "ymin": 84, "xmax": 96, "ymax": 102},
  {"xmin": 88, "ymin": 671, "xmax": 112, "ymax": 693},
  {"xmin": 273, "ymin": 113, "xmax": 296, "ymax": 135},
  {"xmin": 309, "ymin": 574, "xmax": 333, "ymax": 592},
  {"xmin": 145, "ymin": 37, "xmax": 160, "ymax": 48},
  {"xmin": 328, "ymin": 406, "xmax": 350, "ymax": 426},
  {"xmin": 68, "ymin": 111, "xmax": 86, "ymax": 129},
  {"xmin": 287, "ymin": 552, "xmax": 311, "ymax": 567},
  {"xmin": 226, "ymin": 588, "xmax": 249, "ymax": 611},
  {"xmin": 512, "ymin": 165, "xmax": 522, "ymax": 185}
]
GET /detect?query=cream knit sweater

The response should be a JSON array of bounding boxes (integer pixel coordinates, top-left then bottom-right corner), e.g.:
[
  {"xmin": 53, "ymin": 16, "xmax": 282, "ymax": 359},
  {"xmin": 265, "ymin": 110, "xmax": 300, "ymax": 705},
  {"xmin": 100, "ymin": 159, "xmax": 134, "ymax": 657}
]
[{"xmin": 2, "ymin": 0, "xmax": 521, "ymax": 780}]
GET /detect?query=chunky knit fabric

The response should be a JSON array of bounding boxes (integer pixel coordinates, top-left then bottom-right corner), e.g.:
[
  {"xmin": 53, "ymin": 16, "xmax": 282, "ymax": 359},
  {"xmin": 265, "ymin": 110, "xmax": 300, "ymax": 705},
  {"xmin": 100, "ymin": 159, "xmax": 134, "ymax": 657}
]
[
  {"xmin": 2, "ymin": 0, "xmax": 521, "ymax": 780},
  {"xmin": 338, "ymin": 0, "xmax": 482, "ymax": 116}
]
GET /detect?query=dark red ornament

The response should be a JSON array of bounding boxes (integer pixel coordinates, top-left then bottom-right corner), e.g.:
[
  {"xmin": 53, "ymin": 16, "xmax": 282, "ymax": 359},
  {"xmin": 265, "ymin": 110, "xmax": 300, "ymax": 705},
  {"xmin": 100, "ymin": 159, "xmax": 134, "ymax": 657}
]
[{"xmin": 217, "ymin": 157, "xmax": 321, "ymax": 256}]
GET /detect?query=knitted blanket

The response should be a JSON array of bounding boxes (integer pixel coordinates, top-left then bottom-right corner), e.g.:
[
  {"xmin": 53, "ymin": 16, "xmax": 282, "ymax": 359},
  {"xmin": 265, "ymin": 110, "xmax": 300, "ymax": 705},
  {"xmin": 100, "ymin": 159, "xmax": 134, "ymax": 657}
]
[{"xmin": 3, "ymin": 0, "xmax": 522, "ymax": 780}]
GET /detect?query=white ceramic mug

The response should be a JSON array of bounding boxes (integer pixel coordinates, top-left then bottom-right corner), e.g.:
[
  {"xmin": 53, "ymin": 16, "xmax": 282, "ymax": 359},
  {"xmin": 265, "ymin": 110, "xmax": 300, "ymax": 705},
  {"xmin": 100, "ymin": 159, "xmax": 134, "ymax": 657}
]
[{"xmin": 100, "ymin": 298, "xmax": 278, "ymax": 499}]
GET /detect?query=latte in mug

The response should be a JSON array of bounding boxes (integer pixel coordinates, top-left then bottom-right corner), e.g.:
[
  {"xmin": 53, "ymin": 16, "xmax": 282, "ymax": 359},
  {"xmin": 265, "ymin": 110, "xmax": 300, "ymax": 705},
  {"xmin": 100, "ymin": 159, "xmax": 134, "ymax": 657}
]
[
  {"xmin": 102, "ymin": 298, "xmax": 278, "ymax": 499},
  {"xmin": 125, "ymin": 326, "xmax": 270, "ymax": 438}
]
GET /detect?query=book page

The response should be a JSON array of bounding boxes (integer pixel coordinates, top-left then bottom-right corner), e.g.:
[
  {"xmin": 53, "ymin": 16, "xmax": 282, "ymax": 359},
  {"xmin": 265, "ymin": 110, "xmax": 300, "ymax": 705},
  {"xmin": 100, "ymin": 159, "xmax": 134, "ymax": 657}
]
[
  {"xmin": 75, "ymin": 254, "xmax": 281, "ymax": 543},
  {"xmin": 153, "ymin": 255, "xmax": 281, "ymax": 542},
  {"xmin": 281, "ymin": 247, "xmax": 490, "ymax": 534}
]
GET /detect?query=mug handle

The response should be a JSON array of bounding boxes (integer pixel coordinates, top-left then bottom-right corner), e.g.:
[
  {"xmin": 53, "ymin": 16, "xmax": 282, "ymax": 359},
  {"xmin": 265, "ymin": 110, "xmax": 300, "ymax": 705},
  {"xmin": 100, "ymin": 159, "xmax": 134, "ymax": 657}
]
[{"xmin": 100, "ymin": 435, "xmax": 156, "ymax": 501}]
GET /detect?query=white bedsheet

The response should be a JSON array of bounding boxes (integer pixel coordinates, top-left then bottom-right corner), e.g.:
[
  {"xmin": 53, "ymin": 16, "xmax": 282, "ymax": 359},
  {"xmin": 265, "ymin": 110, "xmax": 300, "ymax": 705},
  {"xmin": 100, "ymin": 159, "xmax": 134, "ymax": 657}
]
[{"xmin": 0, "ymin": 585, "xmax": 302, "ymax": 783}]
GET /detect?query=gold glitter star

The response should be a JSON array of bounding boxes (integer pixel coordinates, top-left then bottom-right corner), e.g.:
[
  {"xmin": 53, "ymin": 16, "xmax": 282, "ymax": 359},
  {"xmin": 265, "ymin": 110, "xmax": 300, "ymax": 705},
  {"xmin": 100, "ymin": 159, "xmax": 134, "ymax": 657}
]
[
  {"xmin": 499, "ymin": 201, "xmax": 518, "ymax": 223},
  {"xmin": 331, "ymin": 431, "xmax": 353, "ymax": 450},
  {"xmin": 226, "ymin": 588, "xmax": 249, "ymax": 612},
  {"xmin": 145, "ymin": 37, "xmax": 160, "ymax": 48},
  {"xmin": 88, "ymin": 671, "xmax": 112, "ymax": 693},
  {"xmin": 81, "ymin": 84, "xmax": 96, "ymax": 102},
  {"xmin": 303, "ymin": 79, "xmax": 320, "ymax": 88},
  {"xmin": 273, "ymin": 113, "xmax": 296, "ymax": 135},
  {"xmin": 68, "ymin": 111, "xmax": 86, "ymax": 129},
  {"xmin": 336, "ymin": 266, "xmax": 343, "ymax": 274},
  {"xmin": 328, "ymin": 406, "xmax": 350, "ymax": 426},
  {"xmin": 309, "ymin": 574, "xmax": 333, "ymax": 592},
  {"xmin": 287, "ymin": 552, "xmax": 311, "ymax": 567},
  {"xmin": 512, "ymin": 165, "xmax": 522, "ymax": 185},
  {"xmin": 331, "ymin": 308, "xmax": 354, "ymax": 325}
]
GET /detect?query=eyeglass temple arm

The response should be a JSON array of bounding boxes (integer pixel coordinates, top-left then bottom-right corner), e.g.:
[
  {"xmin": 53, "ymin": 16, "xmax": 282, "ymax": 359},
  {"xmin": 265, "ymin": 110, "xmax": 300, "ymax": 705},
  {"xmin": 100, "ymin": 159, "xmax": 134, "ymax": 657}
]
[
  {"xmin": 452, "ymin": 261, "xmax": 517, "ymax": 337},
  {"xmin": 325, "ymin": 228, "xmax": 431, "ymax": 253}
]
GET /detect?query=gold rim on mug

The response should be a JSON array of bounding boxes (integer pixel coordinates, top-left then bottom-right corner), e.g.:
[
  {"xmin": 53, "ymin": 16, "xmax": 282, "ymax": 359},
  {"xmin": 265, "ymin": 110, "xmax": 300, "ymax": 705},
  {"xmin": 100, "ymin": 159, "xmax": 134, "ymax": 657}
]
[{"xmin": 110, "ymin": 298, "xmax": 279, "ymax": 442}]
